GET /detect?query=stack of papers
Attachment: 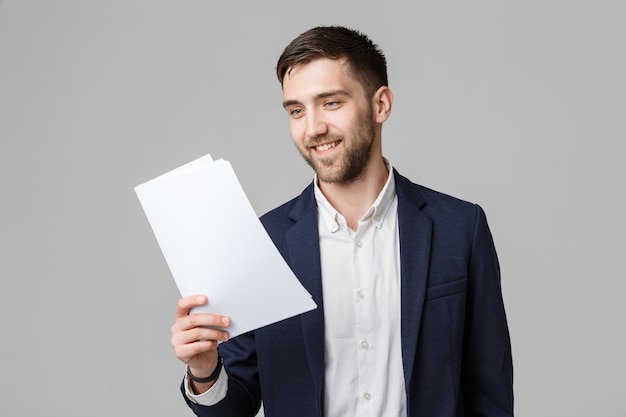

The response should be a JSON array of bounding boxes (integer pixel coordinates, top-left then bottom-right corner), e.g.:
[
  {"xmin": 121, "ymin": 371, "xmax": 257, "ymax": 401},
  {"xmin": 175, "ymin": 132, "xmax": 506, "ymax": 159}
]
[{"xmin": 135, "ymin": 154, "xmax": 316, "ymax": 338}]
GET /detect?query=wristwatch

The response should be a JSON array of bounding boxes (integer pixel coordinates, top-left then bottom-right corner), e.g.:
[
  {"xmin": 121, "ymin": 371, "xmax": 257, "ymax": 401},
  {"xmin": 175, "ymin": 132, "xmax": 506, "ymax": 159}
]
[{"xmin": 186, "ymin": 355, "xmax": 223, "ymax": 383}]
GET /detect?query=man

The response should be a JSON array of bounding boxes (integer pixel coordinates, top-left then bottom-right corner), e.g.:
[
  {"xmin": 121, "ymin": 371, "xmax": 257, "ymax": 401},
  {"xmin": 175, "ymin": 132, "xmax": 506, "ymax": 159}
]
[{"xmin": 170, "ymin": 26, "xmax": 514, "ymax": 417}]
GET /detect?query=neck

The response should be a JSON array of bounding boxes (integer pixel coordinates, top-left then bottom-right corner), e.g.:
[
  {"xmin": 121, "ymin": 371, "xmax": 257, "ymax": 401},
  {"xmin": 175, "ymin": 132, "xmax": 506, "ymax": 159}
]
[{"xmin": 318, "ymin": 157, "xmax": 389, "ymax": 231}]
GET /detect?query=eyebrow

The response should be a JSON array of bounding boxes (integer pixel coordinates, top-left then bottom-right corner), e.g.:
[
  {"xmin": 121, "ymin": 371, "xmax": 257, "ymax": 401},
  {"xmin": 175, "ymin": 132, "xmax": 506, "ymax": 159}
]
[{"xmin": 282, "ymin": 89, "xmax": 352, "ymax": 109}]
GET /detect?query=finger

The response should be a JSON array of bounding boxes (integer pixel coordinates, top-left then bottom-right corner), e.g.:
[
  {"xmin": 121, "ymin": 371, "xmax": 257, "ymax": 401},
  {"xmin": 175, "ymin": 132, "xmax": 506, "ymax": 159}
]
[
  {"xmin": 175, "ymin": 294, "xmax": 207, "ymax": 319},
  {"xmin": 172, "ymin": 326, "xmax": 230, "ymax": 346},
  {"xmin": 173, "ymin": 339, "xmax": 217, "ymax": 362},
  {"xmin": 171, "ymin": 313, "xmax": 231, "ymax": 335},
  {"xmin": 186, "ymin": 312, "xmax": 231, "ymax": 329},
  {"xmin": 171, "ymin": 317, "xmax": 231, "ymax": 348}
]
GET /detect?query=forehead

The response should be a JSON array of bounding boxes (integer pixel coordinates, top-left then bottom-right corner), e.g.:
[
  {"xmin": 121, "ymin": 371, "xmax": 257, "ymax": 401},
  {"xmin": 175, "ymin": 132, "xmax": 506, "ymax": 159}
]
[{"xmin": 282, "ymin": 58, "xmax": 364, "ymax": 101}]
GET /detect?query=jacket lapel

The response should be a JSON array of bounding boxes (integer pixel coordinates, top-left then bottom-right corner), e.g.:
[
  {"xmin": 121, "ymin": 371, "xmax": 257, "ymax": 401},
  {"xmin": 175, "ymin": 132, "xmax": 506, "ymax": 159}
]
[
  {"xmin": 394, "ymin": 171, "xmax": 432, "ymax": 390},
  {"xmin": 284, "ymin": 185, "xmax": 326, "ymax": 405}
]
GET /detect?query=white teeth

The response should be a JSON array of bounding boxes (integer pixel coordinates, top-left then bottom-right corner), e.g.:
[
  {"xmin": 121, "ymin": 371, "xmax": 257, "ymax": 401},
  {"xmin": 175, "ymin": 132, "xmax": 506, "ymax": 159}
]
[{"xmin": 315, "ymin": 141, "xmax": 339, "ymax": 151}]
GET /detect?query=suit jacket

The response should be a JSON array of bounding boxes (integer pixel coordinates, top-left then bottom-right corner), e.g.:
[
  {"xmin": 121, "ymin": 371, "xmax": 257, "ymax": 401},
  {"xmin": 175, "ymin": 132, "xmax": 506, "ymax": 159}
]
[{"xmin": 184, "ymin": 170, "xmax": 514, "ymax": 417}]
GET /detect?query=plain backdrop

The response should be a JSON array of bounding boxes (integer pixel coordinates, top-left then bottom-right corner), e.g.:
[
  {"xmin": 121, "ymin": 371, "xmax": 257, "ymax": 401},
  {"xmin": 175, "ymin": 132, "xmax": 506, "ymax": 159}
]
[{"xmin": 1, "ymin": 1, "xmax": 624, "ymax": 416}]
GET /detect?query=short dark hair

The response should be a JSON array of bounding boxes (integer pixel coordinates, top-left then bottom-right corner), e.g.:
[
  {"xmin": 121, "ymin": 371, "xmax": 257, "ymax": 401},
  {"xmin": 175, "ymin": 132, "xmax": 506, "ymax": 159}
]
[{"xmin": 276, "ymin": 26, "xmax": 388, "ymax": 97}]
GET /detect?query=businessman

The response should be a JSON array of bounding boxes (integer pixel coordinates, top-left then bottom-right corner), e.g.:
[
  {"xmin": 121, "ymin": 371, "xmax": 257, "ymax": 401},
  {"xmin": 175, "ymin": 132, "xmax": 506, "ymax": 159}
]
[{"xmin": 170, "ymin": 25, "xmax": 514, "ymax": 417}]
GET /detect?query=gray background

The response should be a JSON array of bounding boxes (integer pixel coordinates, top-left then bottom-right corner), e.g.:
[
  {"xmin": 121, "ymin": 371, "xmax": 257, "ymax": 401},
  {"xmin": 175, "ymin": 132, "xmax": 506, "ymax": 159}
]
[{"xmin": 1, "ymin": 1, "xmax": 624, "ymax": 416}]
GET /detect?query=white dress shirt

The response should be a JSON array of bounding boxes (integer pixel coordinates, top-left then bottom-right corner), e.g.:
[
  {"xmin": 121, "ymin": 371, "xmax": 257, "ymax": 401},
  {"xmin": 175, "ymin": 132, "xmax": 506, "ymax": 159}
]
[
  {"xmin": 186, "ymin": 163, "xmax": 407, "ymax": 417},
  {"xmin": 315, "ymin": 164, "xmax": 406, "ymax": 417}
]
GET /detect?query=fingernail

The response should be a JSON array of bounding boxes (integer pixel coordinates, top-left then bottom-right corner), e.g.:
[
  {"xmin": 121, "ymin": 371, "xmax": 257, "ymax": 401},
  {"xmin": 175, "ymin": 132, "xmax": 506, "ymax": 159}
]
[{"xmin": 221, "ymin": 317, "xmax": 230, "ymax": 326}]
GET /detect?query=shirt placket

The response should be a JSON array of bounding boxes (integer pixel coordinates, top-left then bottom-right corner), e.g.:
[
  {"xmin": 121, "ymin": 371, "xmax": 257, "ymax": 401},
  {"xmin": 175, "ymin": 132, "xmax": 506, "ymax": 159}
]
[{"xmin": 353, "ymin": 222, "xmax": 376, "ymax": 415}]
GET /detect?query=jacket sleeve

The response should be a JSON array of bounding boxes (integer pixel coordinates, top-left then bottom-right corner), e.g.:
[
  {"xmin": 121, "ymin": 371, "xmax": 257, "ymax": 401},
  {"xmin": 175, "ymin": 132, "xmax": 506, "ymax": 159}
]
[
  {"xmin": 463, "ymin": 205, "xmax": 514, "ymax": 416},
  {"xmin": 181, "ymin": 331, "xmax": 262, "ymax": 417}
]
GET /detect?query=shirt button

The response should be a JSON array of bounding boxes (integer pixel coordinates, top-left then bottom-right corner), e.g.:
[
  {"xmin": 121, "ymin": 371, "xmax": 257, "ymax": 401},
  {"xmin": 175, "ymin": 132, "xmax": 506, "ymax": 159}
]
[
  {"xmin": 363, "ymin": 392, "xmax": 371, "ymax": 401},
  {"xmin": 360, "ymin": 341, "xmax": 369, "ymax": 349},
  {"xmin": 356, "ymin": 240, "xmax": 363, "ymax": 248},
  {"xmin": 357, "ymin": 290, "xmax": 365, "ymax": 299},
  {"xmin": 374, "ymin": 215, "xmax": 381, "ymax": 222}
]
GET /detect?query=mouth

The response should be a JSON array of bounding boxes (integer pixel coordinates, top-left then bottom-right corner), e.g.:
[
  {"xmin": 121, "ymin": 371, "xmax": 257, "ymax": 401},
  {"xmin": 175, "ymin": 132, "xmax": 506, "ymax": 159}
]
[{"xmin": 311, "ymin": 140, "xmax": 341, "ymax": 152}]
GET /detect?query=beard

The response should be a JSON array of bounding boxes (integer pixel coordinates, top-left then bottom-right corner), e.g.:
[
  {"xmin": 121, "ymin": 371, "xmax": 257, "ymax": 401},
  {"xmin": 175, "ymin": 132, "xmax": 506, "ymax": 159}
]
[{"xmin": 297, "ymin": 111, "xmax": 376, "ymax": 184}]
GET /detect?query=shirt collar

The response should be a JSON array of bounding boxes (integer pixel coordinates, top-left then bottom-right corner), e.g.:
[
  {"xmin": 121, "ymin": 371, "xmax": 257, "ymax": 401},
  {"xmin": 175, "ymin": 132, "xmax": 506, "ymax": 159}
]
[{"xmin": 314, "ymin": 159, "xmax": 396, "ymax": 233}]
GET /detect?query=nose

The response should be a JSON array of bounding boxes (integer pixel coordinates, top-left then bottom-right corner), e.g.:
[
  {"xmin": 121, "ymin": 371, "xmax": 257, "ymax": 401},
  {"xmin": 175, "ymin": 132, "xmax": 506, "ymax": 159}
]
[{"xmin": 305, "ymin": 110, "xmax": 328, "ymax": 139}]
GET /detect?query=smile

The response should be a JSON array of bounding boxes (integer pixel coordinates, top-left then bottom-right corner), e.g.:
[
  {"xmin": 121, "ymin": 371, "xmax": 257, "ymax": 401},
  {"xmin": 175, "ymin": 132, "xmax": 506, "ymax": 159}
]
[{"xmin": 314, "ymin": 141, "xmax": 341, "ymax": 152}]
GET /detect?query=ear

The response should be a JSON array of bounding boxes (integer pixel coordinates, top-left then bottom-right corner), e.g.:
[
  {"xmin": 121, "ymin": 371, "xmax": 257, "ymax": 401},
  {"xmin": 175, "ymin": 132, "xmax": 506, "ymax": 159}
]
[{"xmin": 372, "ymin": 86, "xmax": 393, "ymax": 123}]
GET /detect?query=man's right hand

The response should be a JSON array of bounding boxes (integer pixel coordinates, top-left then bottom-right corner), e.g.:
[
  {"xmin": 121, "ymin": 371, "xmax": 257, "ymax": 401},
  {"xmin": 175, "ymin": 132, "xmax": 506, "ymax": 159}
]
[{"xmin": 171, "ymin": 295, "xmax": 230, "ymax": 392}]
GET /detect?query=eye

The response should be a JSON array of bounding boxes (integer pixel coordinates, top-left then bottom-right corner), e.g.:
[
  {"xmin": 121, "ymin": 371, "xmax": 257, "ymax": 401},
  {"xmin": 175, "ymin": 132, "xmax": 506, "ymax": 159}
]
[
  {"xmin": 325, "ymin": 101, "xmax": 339, "ymax": 108},
  {"xmin": 289, "ymin": 108, "xmax": 304, "ymax": 118}
]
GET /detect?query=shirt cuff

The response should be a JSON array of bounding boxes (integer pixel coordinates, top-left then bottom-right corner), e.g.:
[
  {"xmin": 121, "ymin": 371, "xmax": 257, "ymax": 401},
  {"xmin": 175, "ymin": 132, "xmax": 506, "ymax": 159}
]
[{"xmin": 184, "ymin": 366, "xmax": 229, "ymax": 406}]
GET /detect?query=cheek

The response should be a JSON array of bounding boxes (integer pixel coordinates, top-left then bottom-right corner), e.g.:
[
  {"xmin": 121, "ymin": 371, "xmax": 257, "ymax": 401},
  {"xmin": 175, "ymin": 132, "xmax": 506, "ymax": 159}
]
[{"xmin": 290, "ymin": 120, "xmax": 306, "ymax": 144}]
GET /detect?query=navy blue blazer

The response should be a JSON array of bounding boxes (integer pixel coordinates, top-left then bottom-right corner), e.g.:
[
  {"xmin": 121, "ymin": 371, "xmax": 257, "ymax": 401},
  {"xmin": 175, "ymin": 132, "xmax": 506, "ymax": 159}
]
[{"xmin": 184, "ymin": 170, "xmax": 514, "ymax": 417}]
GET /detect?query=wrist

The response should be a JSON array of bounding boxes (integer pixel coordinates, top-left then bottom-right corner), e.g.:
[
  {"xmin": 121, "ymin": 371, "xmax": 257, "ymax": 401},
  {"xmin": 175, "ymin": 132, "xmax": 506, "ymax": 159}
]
[{"xmin": 187, "ymin": 354, "xmax": 223, "ymax": 383}]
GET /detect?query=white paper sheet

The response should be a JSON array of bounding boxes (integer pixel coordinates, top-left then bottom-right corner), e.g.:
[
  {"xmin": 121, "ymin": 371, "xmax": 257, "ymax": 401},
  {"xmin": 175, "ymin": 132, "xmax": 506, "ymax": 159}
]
[{"xmin": 135, "ymin": 153, "xmax": 317, "ymax": 338}]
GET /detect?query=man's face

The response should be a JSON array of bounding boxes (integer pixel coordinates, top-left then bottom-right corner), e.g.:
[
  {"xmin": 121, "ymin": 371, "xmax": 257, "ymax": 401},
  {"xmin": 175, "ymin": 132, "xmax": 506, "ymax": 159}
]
[{"xmin": 282, "ymin": 58, "xmax": 377, "ymax": 184}]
